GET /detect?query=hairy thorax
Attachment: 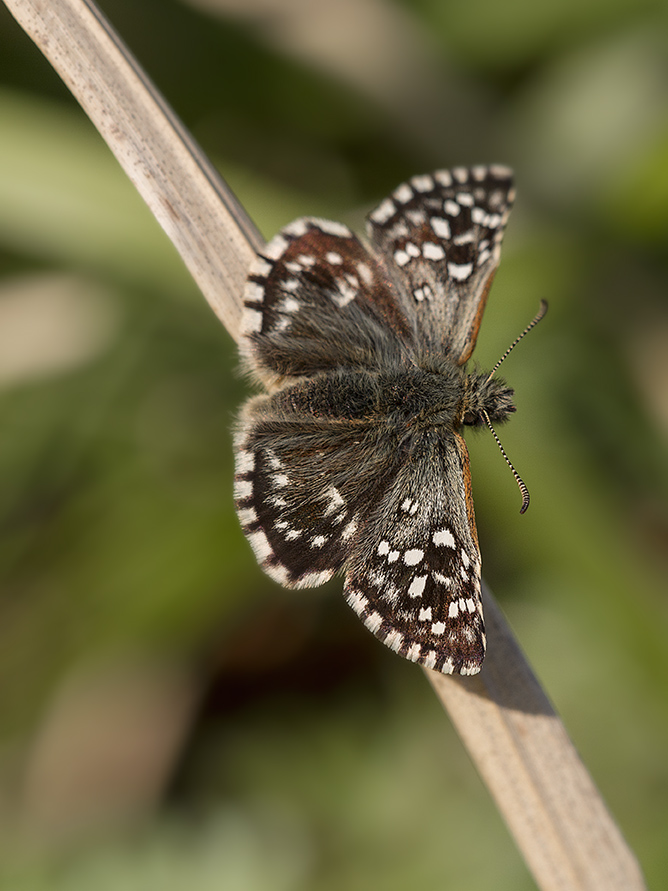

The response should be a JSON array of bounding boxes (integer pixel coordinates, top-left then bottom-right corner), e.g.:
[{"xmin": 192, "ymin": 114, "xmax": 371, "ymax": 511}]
[{"xmin": 274, "ymin": 361, "xmax": 516, "ymax": 433}]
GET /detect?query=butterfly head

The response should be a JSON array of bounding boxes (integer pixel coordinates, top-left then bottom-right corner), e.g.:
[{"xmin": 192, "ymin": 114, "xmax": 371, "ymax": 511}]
[{"xmin": 460, "ymin": 372, "xmax": 515, "ymax": 428}]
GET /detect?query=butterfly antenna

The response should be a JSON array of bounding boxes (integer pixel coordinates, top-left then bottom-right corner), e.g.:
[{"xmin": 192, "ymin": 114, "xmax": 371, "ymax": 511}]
[
  {"xmin": 486, "ymin": 299, "xmax": 548, "ymax": 382},
  {"xmin": 483, "ymin": 411, "xmax": 531, "ymax": 514}
]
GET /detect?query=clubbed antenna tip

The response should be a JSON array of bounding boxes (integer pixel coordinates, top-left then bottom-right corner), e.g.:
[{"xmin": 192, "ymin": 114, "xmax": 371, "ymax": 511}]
[{"xmin": 483, "ymin": 411, "xmax": 531, "ymax": 513}]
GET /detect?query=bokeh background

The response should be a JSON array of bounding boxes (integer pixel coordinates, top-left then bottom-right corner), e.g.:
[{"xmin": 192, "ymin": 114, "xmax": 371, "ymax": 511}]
[{"xmin": 1, "ymin": 0, "xmax": 667, "ymax": 888}]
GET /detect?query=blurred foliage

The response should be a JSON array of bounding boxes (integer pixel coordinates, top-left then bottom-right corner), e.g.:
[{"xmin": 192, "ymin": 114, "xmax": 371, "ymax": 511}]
[{"xmin": 0, "ymin": 0, "xmax": 666, "ymax": 888}]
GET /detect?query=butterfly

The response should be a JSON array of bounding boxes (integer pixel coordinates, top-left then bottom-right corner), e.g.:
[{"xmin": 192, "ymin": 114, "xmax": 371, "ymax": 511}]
[{"xmin": 234, "ymin": 165, "xmax": 526, "ymax": 675}]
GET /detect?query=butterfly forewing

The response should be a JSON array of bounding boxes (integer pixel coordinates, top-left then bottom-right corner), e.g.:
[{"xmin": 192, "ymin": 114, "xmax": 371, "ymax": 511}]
[
  {"xmin": 366, "ymin": 166, "xmax": 515, "ymax": 363},
  {"xmin": 241, "ymin": 218, "xmax": 413, "ymax": 384}
]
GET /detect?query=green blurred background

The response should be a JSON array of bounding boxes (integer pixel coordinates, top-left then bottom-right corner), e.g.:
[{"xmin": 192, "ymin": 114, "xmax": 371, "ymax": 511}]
[{"xmin": 0, "ymin": 0, "xmax": 667, "ymax": 888}]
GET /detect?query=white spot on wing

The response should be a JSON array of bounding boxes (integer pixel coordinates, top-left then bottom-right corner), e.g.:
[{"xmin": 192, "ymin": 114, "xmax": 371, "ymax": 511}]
[
  {"xmin": 413, "ymin": 285, "xmax": 433, "ymax": 303},
  {"xmin": 411, "ymin": 174, "xmax": 434, "ymax": 192},
  {"xmin": 235, "ymin": 450, "xmax": 255, "ymax": 474},
  {"xmin": 267, "ymin": 564, "xmax": 289, "ymax": 586},
  {"xmin": 283, "ymin": 219, "xmax": 309, "ymax": 237},
  {"xmin": 315, "ymin": 219, "xmax": 352, "ymax": 238},
  {"xmin": 448, "ymin": 262, "xmax": 474, "ymax": 281},
  {"xmin": 298, "ymin": 570, "xmax": 334, "ymax": 588},
  {"xmin": 422, "ymin": 650, "xmax": 437, "ymax": 669},
  {"xmin": 431, "ymin": 217, "xmax": 451, "ymax": 239},
  {"xmin": 384, "ymin": 629, "xmax": 404, "ymax": 653},
  {"xmin": 253, "ymin": 258, "xmax": 272, "ymax": 276},
  {"xmin": 408, "ymin": 575, "xmax": 427, "ymax": 598},
  {"xmin": 404, "ymin": 549, "xmax": 424, "ymax": 565},
  {"xmin": 347, "ymin": 588, "xmax": 367, "ymax": 616},
  {"xmin": 393, "ymin": 183, "xmax": 413, "ymax": 203},
  {"xmin": 245, "ymin": 281, "xmax": 264, "ymax": 303},
  {"xmin": 331, "ymin": 279, "xmax": 357, "ymax": 307},
  {"xmin": 281, "ymin": 297, "xmax": 300, "ymax": 313},
  {"xmin": 324, "ymin": 486, "xmax": 345, "ymax": 513},
  {"xmin": 356, "ymin": 262, "xmax": 374, "ymax": 285},
  {"xmin": 247, "ymin": 529, "xmax": 272, "ymax": 561},
  {"xmin": 234, "ymin": 479, "xmax": 252, "ymax": 500},
  {"xmin": 422, "ymin": 242, "xmax": 445, "ymax": 260},
  {"xmin": 263, "ymin": 235, "xmax": 289, "ymax": 260},
  {"xmin": 342, "ymin": 517, "xmax": 358, "ymax": 540},
  {"xmin": 369, "ymin": 198, "xmax": 395, "ymax": 224},
  {"xmin": 471, "ymin": 206, "xmax": 486, "ymax": 225},
  {"xmin": 406, "ymin": 642, "xmax": 422, "ymax": 661},
  {"xmin": 237, "ymin": 507, "xmax": 257, "ymax": 525},
  {"xmin": 266, "ymin": 451, "xmax": 283, "ymax": 470},
  {"xmin": 365, "ymin": 611, "xmax": 383, "ymax": 633},
  {"xmin": 453, "ymin": 230, "xmax": 476, "ymax": 245},
  {"xmin": 490, "ymin": 164, "xmax": 513, "ymax": 178},
  {"xmin": 242, "ymin": 309, "xmax": 263, "ymax": 334},
  {"xmin": 433, "ymin": 528, "xmax": 455, "ymax": 548}
]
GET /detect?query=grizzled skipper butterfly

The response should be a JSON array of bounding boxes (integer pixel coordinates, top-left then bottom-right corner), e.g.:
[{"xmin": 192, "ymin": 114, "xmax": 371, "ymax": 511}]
[{"xmin": 233, "ymin": 165, "xmax": 545, "ymax": 675}]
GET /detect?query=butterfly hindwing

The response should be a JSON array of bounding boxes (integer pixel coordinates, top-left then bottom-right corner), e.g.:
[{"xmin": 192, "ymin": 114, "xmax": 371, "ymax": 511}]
[
  {"xmin": 234, "ymin": 385, "xmax": 399, "ymax": 588},
  {"xmin": 366, "ymin": 165, "xmax": 515, "ymax": 363},
  {"xmin": 344, "ymin": 431, "xmax": 484, "ymax": 675}
]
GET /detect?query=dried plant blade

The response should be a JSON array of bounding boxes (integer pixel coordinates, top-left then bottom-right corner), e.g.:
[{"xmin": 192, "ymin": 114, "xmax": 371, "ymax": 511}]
[
  {"xmin": 426, "ymin": 587, "xmax": 645, "ymax": 890},
  {"xmin": 5, "ymin": 0, "xmax": 262, "ymax": 340}
]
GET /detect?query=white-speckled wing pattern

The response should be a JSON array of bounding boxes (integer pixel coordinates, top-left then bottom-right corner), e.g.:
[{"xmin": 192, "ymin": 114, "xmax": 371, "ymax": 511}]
[{"xmin": 235, "ymin": 165, "xmax": 516, "ymax": 675}]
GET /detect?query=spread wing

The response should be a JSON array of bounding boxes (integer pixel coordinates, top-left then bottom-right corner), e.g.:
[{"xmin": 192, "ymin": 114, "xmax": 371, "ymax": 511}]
[
  {"xmin": 240, "ymin": 218, "xmax": 413, "ymax": 385},
  {"xmin": 366, "ymin": 165, "xmax": 514, "ymax": 363},
  {"xmin": 235, "ymin": 385, "xmax": 484, "ymax": 675},
  {"xmin": 344, "ymin": 429, "xmax": 484, "ymax": 675},
  {"xmin": 240, "ymin": 166, "xmax": 515, "ymax": 385}
]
